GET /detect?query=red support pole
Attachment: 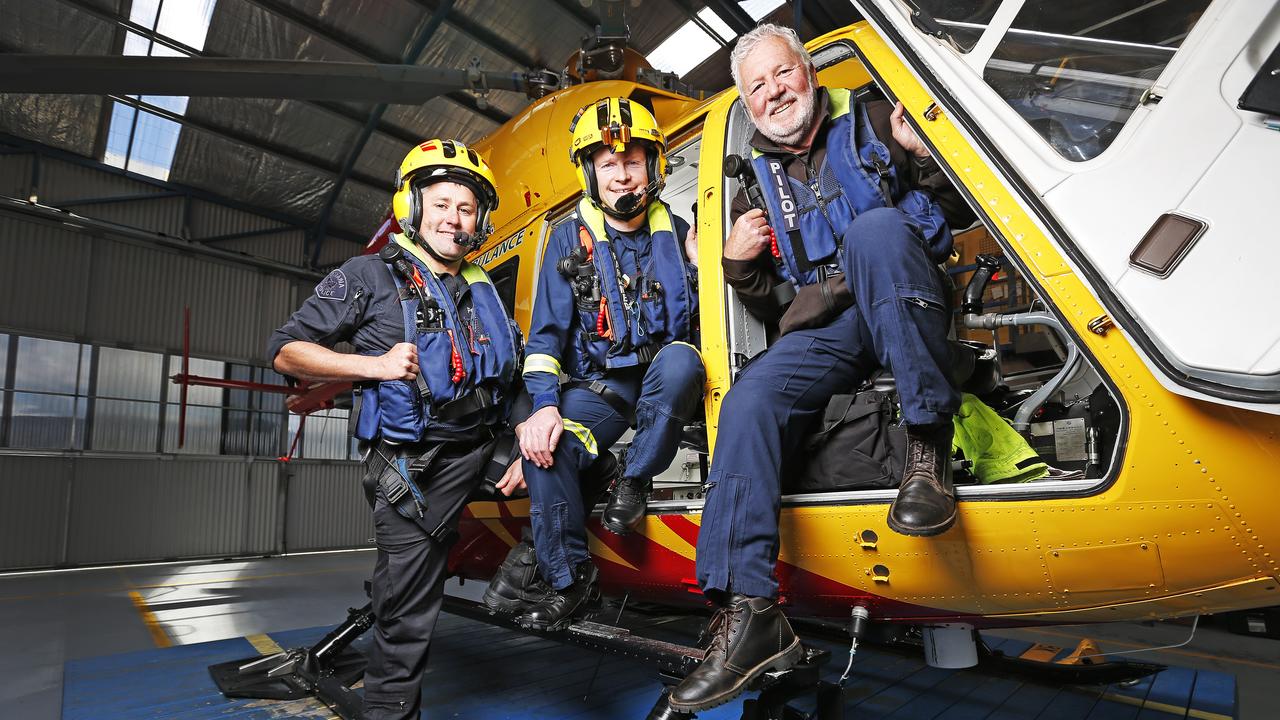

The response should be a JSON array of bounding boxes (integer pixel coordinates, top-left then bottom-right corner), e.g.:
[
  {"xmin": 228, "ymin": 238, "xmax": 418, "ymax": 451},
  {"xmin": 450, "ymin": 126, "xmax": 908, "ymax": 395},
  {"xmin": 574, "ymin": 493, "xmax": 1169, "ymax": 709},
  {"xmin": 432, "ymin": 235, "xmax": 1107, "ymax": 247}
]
[{"xmin": 179, "ymin": 306, "xmax": 190, "ymax": 448}]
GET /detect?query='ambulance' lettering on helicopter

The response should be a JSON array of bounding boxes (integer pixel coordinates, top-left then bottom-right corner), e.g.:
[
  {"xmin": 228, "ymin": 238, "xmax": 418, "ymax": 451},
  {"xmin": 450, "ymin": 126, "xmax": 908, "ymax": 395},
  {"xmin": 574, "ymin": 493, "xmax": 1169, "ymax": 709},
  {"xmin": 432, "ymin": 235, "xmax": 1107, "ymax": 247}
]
[
  {"xmin": 766, "ymin": 158, "xmax": 798, "ymax": 231},
  {"xmin": 477, "ymin": 227, "xmax": 525, "ymax": 267}
]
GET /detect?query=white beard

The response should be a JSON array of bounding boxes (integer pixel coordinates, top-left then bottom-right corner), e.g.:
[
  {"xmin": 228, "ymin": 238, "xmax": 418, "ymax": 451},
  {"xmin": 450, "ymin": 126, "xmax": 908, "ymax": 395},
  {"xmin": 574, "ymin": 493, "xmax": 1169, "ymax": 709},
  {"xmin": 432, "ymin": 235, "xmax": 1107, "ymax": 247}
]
[{"xmin": 756, "ymin": 90, "xmax": 817, "ymax": 148}]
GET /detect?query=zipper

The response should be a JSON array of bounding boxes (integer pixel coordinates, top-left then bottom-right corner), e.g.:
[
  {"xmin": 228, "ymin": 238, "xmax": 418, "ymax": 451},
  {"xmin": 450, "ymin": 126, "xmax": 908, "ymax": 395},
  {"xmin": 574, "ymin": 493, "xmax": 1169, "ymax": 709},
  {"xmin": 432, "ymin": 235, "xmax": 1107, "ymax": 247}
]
[{"xmin": 806, "ymin": 158, "xmax": 842, "ymax": 248}]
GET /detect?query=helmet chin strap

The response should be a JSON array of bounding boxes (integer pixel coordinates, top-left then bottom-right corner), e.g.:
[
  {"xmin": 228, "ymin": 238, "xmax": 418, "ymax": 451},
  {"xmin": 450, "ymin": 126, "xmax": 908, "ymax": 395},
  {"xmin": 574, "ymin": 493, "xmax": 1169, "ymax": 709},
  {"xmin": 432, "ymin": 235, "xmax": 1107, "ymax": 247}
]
[{"xmin": 600, "ymin": 179, "xmax": 660, "ymax": 220}]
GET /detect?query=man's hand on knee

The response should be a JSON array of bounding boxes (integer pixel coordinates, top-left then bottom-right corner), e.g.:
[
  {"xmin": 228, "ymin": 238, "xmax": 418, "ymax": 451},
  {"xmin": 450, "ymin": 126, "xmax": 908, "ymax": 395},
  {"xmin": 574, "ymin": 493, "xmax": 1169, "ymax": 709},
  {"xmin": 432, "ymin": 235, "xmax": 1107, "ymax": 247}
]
[
  {"xmin": 519, "ymin": 406, "xmax": 563, "ymax": 469},
  {"xmin": 495, "ymin": 457, "xmax": 527, "ymax": 496}
]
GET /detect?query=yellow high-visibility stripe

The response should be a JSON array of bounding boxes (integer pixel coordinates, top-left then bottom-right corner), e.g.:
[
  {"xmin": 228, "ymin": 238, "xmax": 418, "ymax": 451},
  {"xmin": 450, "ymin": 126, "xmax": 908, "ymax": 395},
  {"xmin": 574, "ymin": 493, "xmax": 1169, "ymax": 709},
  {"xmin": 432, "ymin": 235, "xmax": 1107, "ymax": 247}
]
[
  {"xmin": 659, "ymin": 340, "xmax": 704, "ymax": 363},
  {"xmin": 460, "ymin": 262, "xmax": 492, "ymax": 286},
  {"xmin": 561, "ymin": 418, "xmax": 598, "ymax": 457},
  {"xmin": 829, "ymin": 87, "xmax": 852, "ymax": 119},
  {"xmin": 523, "ymin": 353, "xmax": 562, "ymax": 377}
]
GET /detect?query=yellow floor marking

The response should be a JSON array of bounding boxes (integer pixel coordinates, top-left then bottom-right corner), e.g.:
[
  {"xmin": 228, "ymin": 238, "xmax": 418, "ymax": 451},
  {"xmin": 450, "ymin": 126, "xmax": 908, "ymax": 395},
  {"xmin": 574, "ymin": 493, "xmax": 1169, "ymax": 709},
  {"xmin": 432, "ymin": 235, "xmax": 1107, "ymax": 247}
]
[
  {"xmin": 128, "ymin": 590, "xmax": 172, "ymax": 648},
  {"xmin": 1099, "ymin": 691, "xmax": 1232, "ymax": 720},
  {"xmin": 1011, "ymin": 628, "xmax": 1280, "ymax": 672},
  {"xmin": 247, "ymin": 633, "xmax": 285, "ymax": 655}
]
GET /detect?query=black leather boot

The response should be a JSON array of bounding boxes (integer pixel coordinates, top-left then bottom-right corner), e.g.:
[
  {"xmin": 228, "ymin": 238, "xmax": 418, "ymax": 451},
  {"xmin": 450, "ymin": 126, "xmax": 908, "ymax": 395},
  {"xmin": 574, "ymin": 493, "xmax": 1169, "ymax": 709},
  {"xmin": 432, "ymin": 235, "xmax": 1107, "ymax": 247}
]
[
  {"xmin": 517, "ymin": 561, "xmax": 600, "ymax": 632},
  {"xmin": 601, "ymin": 475, "xmax": 651, "ymax": 535},
  {"xmin": 482, "ymin": 531, "xmax": 551, "ymax": 614},
  {"xmin": 887, "ymin": 422, "xmax": 957, "ymax": 537},
  {"xmin": 668, "ymin": 595, "xmax": 803, "ymax": 713}
]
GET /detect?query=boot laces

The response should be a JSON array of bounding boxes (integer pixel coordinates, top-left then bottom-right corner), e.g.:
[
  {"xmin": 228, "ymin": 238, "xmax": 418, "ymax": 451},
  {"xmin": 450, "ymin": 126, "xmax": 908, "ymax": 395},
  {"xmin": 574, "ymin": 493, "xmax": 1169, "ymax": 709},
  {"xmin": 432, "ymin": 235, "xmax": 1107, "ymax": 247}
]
[
  {"xmin": 698, "ymin": 604, "xmax": 744, "ymax": 657},
  {"xmin": 614, "ymin": 476, "xmax": 649, "ymax": 503}
]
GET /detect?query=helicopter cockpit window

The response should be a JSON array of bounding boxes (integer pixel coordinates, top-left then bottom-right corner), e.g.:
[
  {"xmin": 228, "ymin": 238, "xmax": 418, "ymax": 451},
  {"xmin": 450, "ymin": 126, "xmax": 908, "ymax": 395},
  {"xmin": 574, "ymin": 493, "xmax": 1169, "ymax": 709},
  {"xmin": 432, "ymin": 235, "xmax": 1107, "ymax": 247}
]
[
  {"xmin": 662, "ymin": 137, "xmax": 701, "ymax": 234},
  {"xmin": 982, "ymin": 0, "xmax": 1211, "ymax": 162},
  {"xmin": 901, "ymin": 0, "xmax": 999, "ymax": 52}
]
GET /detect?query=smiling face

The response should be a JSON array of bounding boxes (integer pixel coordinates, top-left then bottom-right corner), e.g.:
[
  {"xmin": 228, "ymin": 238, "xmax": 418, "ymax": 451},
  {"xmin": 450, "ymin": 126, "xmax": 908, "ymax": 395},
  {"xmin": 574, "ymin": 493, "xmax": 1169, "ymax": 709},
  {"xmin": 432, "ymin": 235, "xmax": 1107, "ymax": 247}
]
[
  {"xmin": 591, "ymin": 142, "xmax": 650, "ymax": 212},
  {"xmin": 416, "ymin": 180, "xmax": 479, "ymax": 265},
  {"xmin": 737, "ymin": 36, "xmax": 819, "ymax": 149}
]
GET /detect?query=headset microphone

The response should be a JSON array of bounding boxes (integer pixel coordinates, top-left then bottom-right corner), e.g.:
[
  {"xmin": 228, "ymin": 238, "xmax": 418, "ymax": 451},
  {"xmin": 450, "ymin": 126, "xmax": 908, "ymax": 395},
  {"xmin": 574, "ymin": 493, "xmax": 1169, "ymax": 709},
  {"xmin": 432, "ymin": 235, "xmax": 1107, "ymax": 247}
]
[
  {"xmin": 610, "ymin": 179, "xmax": 660, "ymax": 218},
  {"xmin": 453, "ymin": 230, "xmax": 481, "ymax": 252}
]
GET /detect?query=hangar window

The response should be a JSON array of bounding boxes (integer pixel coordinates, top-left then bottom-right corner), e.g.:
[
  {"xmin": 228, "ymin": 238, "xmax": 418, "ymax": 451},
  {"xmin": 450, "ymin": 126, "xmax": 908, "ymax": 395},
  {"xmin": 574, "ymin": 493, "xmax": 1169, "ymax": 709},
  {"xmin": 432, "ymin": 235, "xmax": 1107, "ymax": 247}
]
[
  {"xmin": 93, "ymin": 347, "xmax": 164, "ymax": 453},
  {"xmin": 102, "ymin": 0, "xmax": 218, "ymax": 180},
  {"xmin": 7, "ymin": 337, "xmax": 89, "ymax": 450},
  {"xmin": 982, "ymin": 0, "xmax": 1212, "ymax": 161},
  {"xmin": 163, "ymin": 356, "xmax": 224, "ymax": 454}
]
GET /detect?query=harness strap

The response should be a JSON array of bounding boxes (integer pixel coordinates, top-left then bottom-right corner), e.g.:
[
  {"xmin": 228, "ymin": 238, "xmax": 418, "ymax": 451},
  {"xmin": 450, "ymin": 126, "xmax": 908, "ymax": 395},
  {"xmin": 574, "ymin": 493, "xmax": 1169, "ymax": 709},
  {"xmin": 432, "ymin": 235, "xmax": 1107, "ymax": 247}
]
[
  {"xmin": 856, "ymin": 102, "xmax": 896, "ymax": 209},
  {"xmin": 565, "ymin": 379, "xmax": 635, "ymax": 425},
  {"xmin": 434, "ymin": 388, "xmax": 494, "ymax": 423}
]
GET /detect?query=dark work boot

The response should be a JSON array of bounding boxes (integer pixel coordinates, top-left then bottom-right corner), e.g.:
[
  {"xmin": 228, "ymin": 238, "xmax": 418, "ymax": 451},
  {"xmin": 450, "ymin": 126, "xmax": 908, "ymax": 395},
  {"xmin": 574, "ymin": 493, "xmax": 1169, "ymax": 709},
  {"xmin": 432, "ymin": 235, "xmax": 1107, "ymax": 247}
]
[
  {"xmin": 887, "ymin": 422, "xmax": 957, "ymax": 537},
  {"xmin": 517, "ymin": 562, "xmax": 600, "ymax": 632},
  {"xmin": 482, "ymin": 531, "xmax": 551, "ymax": 615},
  {"xmin": 601, "ymin": 475, "xmax": 651, "ymax": 535},
  {"xmin": 668, "ymin": 595, "xmax": 803, "ymax": 713}
]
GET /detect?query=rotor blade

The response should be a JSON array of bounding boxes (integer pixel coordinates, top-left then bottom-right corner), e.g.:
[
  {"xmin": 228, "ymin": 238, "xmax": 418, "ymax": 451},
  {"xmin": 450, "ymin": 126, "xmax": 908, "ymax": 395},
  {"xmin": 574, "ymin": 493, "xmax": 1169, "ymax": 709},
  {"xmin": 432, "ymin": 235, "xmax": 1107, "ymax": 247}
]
[{"xmin": 0, "ymin": 55, "xmax": 529, "ymax": 104}]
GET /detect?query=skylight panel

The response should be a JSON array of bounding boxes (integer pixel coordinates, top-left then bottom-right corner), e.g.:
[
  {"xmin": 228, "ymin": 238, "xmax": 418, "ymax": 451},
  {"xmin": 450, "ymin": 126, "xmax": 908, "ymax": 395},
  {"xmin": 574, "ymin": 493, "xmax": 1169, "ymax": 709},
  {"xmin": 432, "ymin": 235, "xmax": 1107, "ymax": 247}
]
[
  {"xmin": 103, "ymin": 0, "xmax": 218, "ymax": 181},
  {"xmin": 645, "ymin": 2, "xmax": 787, "ymax": 78}
]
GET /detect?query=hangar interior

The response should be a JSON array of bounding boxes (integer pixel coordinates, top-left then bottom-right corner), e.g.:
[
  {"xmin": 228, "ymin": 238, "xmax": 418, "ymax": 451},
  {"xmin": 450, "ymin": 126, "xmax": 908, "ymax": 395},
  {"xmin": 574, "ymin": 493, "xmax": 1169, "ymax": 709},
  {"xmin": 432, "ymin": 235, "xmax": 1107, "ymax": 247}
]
[{"xmin": 0, "ymin": 0, "xmax": 1276, "ymax": 718}]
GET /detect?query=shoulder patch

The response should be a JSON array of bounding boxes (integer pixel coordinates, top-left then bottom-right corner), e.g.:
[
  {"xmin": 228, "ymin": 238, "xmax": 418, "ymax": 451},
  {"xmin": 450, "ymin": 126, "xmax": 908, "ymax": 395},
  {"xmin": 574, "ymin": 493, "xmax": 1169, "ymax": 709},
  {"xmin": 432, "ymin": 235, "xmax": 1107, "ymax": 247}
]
[{"xmin": 315, "ymin": 269, "xmax": 348, "ymax": 301}]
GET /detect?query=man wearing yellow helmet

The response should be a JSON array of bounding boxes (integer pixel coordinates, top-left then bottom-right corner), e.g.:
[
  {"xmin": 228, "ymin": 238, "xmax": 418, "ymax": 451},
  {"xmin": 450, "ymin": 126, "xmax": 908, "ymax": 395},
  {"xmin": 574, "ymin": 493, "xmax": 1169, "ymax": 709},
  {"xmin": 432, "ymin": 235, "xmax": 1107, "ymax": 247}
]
[
  {"xmin": 486, "ymin": 97, "xmax": 704, "ymax": 631},
  {"xmin": 269, "ymin": 139, "xmax": 521, "ymax": 720}
]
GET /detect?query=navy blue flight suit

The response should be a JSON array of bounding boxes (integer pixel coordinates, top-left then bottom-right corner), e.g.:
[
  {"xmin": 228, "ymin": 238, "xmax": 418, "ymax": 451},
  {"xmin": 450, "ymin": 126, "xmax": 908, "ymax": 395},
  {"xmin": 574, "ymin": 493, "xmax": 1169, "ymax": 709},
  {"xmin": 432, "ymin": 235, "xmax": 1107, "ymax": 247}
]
[
  {"xmin": 522, "ymin": 199, "xmax": 705, "ymax": 590},
  {"xmin": 269, "ymin": 243, "xmax": 518, "ymax": 720},
  {"xmin": 695, "ymin": 90, "xmax": 974, "ymax": 600}
]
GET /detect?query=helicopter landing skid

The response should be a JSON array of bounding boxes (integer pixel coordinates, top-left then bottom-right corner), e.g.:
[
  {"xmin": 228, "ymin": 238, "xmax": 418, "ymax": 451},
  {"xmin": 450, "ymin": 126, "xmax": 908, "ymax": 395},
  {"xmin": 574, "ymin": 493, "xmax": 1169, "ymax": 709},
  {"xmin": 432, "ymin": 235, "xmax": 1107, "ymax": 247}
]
[
  {"xmin": 441, "ymin": 596, "xmax": 838, "ymax": 720},
  {"xmin": 977, "ymin": 636, "xmax": 1166, "ymax": 686},
  {"xmin": 207, "ymin": 602, "xmax": 373, "ymax": 720}
]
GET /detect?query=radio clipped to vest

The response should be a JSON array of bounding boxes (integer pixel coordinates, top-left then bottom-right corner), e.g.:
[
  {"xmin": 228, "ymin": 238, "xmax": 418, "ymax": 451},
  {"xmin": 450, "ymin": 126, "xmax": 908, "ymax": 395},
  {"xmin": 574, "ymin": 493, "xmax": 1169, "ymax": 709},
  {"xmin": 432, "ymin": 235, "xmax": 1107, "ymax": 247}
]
[
  {"xmin": 726, "ymin": 153, "xmax": 796, "ymax": 307},
  {"xmin": 557, "ymin": 227, "xmax": 602, "ymax": 313}
]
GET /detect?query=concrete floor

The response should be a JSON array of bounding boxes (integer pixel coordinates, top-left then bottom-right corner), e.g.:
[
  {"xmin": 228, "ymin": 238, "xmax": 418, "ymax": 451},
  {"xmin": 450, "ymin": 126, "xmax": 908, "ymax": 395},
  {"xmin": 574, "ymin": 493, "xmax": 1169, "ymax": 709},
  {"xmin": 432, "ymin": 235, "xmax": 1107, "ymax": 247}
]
[{"xmin": 2, "ymin": 552, "xmax": 1275, "ymax": 719}]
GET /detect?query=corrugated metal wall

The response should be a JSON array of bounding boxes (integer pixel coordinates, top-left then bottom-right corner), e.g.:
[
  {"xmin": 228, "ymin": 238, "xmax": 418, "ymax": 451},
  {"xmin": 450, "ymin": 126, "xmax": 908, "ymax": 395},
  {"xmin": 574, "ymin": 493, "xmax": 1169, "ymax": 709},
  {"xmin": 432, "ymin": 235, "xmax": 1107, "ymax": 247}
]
[
  {"xmin": 0, "ymin": 213, "xmax": 299, "ymax": 363},
  {"xmin": 285, "ymin": 461, "xmax": 371, "ymax": 552},
  {"xmin": 0, "ymin": 144, "xmax": 376, "ymax": 571},
  {"xmin": 0, "ymin": 454, "xmax": 370, "ymax": 570}
]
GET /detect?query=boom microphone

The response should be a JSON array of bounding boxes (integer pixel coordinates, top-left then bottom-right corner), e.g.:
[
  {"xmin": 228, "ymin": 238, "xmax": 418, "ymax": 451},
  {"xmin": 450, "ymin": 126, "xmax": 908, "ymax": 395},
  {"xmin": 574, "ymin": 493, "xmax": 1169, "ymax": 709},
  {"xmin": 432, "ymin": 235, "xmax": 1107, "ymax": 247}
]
[{"xmin": 453, "ymin": 230, "xmax": 481, "ymax": 251}]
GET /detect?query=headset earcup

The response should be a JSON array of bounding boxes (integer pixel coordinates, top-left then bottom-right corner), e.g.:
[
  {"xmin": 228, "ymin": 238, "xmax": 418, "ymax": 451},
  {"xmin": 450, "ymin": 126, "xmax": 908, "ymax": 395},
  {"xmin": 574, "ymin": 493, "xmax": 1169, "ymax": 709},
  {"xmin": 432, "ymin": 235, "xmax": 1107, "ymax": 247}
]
[{"xmin": 407, "ymin": 182, "xmax": 422, "ymax": 239}]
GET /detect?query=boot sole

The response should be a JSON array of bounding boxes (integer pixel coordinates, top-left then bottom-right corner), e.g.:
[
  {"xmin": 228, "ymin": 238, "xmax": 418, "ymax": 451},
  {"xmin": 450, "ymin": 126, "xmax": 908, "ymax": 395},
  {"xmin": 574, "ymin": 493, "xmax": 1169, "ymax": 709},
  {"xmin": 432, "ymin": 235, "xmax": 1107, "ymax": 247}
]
[
  {"xmin": 667, "ymin": 637, "xmax": 804, "ymax": 713},
  {"xmin": 600, "ymin": 516, "xmax": 639, "ymax": 536},
  {"xmin": 481, "ymin": 589, "xmax": 532, "ymax": 615},
  {"xmin": 516, "ymin": 591, "xmax": 603, "ymax": 632},
  {"xmin": 886, "ymin": 505, "xmax": 958, "ymax": 537}
]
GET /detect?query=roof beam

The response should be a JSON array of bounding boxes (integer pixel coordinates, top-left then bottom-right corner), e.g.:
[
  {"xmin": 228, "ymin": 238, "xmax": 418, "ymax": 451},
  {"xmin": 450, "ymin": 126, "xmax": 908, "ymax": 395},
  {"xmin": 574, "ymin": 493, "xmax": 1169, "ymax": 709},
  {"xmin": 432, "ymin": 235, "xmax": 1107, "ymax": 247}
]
[
  {"xmin": 0, "ymin": 131, "xmax": 366, "ymax": 247},
  {"xmin": 541, "ymin": 0, "xmax": 599, "ymax": 35},
  {"xmin": 406, "ymin": 0, "xmax": 542, "ymax": 68},
  {"xmin": 311, "ymin": 0, "xmax": 455, "ymax": 267},
  {"xmin": 701, "ymin": 0, "xmax": 757, "ymax": 36},
  {"xmin": 106, "ymin": 93, "xmax": 389, "ymax": 198}
]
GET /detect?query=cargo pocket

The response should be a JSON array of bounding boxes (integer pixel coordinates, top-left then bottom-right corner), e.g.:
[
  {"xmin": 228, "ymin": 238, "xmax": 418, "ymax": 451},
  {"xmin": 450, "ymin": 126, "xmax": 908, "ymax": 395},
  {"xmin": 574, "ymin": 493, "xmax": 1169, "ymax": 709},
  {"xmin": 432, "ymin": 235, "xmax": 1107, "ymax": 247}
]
[{"xmin": 377, "ymin": 380, "xmax": 423, "ymax": 443}]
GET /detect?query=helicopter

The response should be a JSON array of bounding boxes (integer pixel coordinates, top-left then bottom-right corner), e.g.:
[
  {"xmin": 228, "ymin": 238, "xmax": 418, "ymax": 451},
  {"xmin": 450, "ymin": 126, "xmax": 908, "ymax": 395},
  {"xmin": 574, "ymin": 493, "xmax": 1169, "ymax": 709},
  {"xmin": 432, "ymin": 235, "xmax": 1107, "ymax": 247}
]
[
  {"xmin": 437, "ymin": 0, "xmax": 1280, "ymax": 650},
  {"xmin": 39, "ymin": 0, "xmax": 1271, "ymax": 713}
]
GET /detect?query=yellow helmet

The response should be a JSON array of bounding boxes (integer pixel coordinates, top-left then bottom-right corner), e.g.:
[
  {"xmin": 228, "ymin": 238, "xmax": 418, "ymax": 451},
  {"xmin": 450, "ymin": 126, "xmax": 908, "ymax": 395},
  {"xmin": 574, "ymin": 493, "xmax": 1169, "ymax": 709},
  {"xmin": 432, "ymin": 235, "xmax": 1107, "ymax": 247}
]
[
  {"xmin": 391, "ymin": 138, "xmax": 499, "ymax": 248},
  {"xmin": 568, "ymin": 96, "xmax": 667, "ymax": 219}
]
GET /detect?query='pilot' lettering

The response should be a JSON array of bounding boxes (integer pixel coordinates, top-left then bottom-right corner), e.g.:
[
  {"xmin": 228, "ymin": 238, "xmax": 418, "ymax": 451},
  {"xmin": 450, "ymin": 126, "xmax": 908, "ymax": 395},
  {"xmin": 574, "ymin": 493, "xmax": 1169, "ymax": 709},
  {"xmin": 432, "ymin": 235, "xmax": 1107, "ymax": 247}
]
[{"xmin": 766, "ymin": 159, "xmax": 799, "ymax": 232}]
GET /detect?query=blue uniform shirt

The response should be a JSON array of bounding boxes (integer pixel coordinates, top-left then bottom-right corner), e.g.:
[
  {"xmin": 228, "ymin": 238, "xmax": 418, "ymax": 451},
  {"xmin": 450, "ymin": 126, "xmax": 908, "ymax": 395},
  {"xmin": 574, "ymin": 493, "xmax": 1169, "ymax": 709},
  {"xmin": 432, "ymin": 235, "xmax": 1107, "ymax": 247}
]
[
  {"xmin": 268, "ymin": 255, "xmax": 471, "ymax": 371},
  {"xmin": 524, "ymin": 213, "xmax": 693, "ymax": 413}
]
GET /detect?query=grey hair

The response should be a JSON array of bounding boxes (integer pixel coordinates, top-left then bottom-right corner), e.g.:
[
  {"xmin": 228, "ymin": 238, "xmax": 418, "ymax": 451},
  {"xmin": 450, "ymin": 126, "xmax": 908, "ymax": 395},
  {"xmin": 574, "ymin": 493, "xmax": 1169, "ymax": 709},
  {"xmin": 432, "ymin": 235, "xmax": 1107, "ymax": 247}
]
[{"xmin": 729, "ymin": 23, "xmax": 814, "ymax": 96}]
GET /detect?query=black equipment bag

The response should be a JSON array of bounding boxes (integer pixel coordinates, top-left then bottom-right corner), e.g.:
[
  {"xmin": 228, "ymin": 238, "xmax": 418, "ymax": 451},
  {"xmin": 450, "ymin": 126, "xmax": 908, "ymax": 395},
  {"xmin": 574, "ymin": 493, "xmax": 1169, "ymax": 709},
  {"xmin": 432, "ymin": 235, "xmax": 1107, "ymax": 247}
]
[{"xmin": 790, "ymin": 390, "xmax": 907, "ymax": 493}]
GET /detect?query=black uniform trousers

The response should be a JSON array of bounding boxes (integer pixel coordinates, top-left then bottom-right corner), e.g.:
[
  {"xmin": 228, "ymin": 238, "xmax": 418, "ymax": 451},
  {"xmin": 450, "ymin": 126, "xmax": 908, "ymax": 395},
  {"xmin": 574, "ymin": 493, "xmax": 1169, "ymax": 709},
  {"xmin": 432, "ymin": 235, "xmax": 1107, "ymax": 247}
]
[{"xmin": 360, "ymin": 437, "xmax": 495, "ymax": 720}]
